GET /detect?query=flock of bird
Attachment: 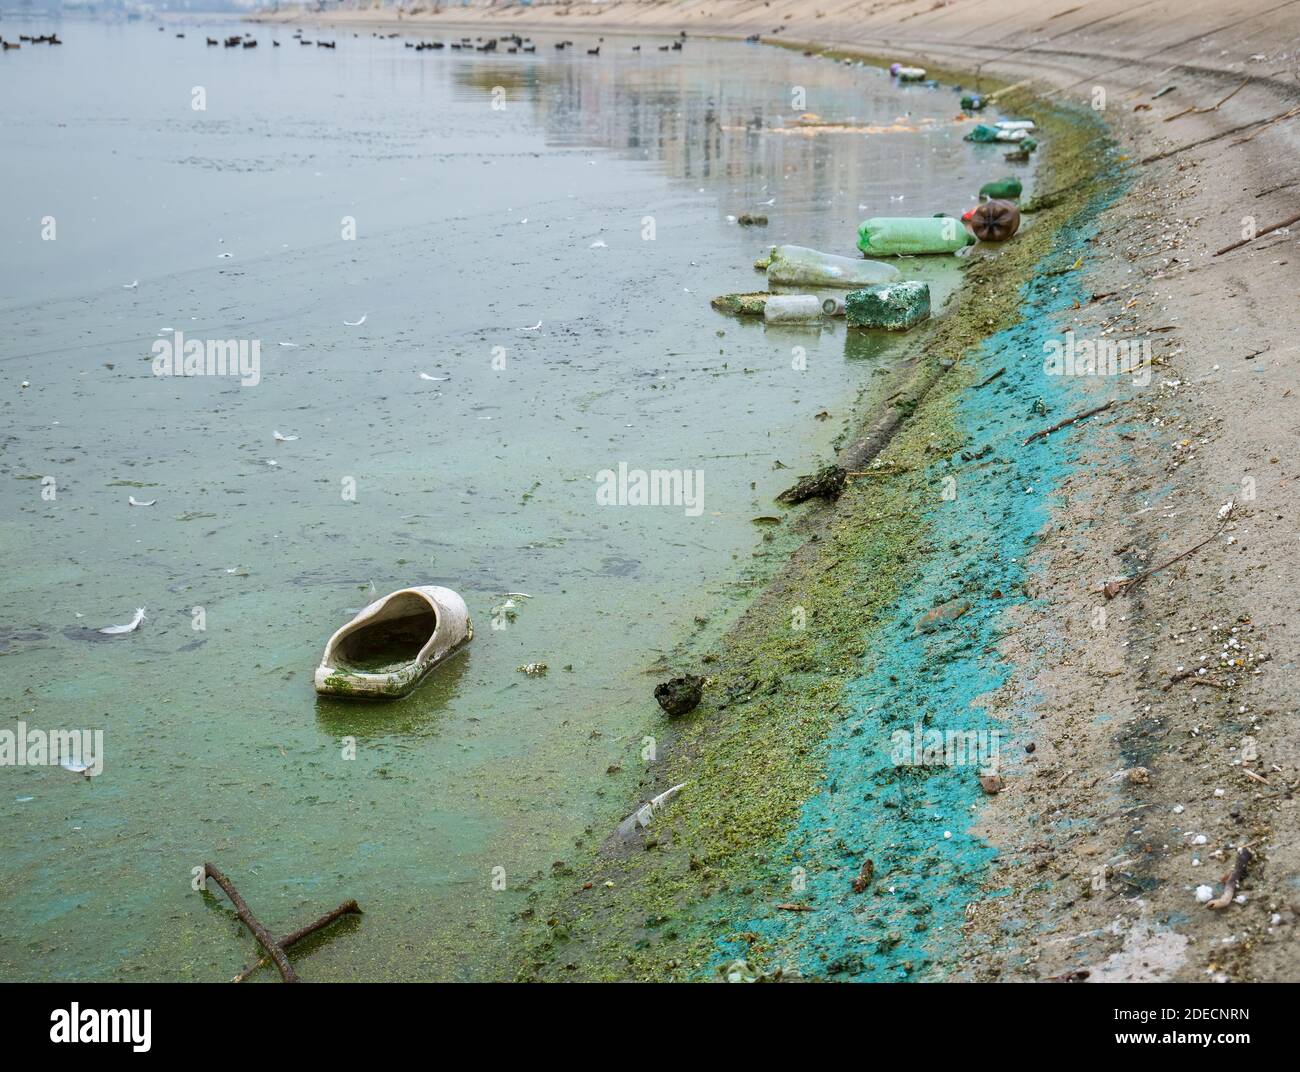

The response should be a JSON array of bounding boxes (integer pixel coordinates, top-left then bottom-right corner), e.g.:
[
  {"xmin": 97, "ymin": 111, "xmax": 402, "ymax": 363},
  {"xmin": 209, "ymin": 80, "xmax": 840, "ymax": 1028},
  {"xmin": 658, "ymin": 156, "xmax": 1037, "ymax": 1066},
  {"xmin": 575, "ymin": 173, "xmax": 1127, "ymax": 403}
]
[
  {"xmin": 0, "ymin": 32, "xmax": 62, "ymax": 50},
  {"xmin": 0, "ymin": 26, "xmax": 690, "ymax": 56}
]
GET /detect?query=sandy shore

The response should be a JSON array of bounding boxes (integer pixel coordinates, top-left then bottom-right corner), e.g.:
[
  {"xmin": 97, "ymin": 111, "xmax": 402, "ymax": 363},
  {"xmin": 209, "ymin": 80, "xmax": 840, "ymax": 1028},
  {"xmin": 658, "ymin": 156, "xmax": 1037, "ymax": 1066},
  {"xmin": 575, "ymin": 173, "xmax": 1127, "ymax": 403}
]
[{"xmin": 261, "ymin": 2, "xmax": 1300, "ymax": 981}]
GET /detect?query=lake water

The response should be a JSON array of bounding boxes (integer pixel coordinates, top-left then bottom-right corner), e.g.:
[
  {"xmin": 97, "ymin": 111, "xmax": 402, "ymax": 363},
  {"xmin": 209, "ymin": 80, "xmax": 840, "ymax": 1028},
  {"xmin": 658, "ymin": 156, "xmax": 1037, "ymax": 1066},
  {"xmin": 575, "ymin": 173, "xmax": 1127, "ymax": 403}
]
[{"xmin": 0, "ymin": 17, "xmax": 999, "ymax": 979}]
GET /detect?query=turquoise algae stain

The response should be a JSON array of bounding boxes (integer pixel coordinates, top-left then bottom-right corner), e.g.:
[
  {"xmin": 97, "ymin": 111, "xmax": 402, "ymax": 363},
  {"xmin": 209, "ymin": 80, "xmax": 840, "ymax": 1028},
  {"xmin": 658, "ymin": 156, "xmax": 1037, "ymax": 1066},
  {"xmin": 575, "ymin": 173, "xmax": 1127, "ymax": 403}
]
[{"xmin": 725, "ymin": 178, "xmax": 1130, "ymax": 981}]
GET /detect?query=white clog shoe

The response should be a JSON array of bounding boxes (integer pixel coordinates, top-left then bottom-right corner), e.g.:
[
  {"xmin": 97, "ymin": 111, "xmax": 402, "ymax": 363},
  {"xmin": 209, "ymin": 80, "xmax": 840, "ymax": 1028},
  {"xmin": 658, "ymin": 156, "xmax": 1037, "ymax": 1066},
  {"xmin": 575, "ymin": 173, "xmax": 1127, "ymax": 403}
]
[{"xmin": 314, "ymin": 585, "xmax": 472, "ymax": 698}]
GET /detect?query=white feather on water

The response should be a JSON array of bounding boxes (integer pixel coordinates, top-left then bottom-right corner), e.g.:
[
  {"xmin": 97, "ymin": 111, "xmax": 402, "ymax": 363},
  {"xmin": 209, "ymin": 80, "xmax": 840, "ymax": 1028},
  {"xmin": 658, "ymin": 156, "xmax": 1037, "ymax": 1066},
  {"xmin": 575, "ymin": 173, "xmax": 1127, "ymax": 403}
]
[
  {"xmin": 99, "ymin": 607, "xmax": 146, "ymax": 635},
  {"xmin": 343, "ymin": 315, "xmax": 367, "ymax": 326},
  {"xmin": 127, "ymin": 496, "xmax": 156, "ymax": 506},
  {"xmin": 273, "ymin": 431, "xmax": 298, "ymax": 441}
]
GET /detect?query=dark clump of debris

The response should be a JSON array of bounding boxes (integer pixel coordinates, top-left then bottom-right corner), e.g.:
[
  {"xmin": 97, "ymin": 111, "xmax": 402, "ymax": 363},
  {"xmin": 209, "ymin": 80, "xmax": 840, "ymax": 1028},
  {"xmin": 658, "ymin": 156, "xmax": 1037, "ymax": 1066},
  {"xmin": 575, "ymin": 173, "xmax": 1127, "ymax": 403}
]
[
  {"xmin": 776, "ymin": 463, "xmax": 847, "ymax": 506},
  {"xmin": 654, "ymin": 674, "xmax": 704, "ymax": 716}
]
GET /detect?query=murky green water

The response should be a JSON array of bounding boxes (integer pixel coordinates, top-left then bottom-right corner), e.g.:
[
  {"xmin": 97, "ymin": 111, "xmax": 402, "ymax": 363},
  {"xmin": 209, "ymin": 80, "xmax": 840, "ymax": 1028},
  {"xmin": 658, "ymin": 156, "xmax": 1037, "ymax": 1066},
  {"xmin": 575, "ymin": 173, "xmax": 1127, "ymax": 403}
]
[{"xmin": 0, "ymin": 19, "xmax": 997, "ymax": 980}]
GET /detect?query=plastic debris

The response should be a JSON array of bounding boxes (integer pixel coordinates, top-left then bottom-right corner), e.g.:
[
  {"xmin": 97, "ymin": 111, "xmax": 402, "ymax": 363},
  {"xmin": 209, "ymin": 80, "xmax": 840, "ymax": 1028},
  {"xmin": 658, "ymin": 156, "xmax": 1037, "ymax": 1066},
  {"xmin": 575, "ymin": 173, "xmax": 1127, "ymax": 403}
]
[
  {"xmin": 314, "ymin": 586, "xmax": 473, "ymax": 698},
  {"xmin": 764, "ymin": 295, "xmax": 824, "ymax": 323},
  {"xmin": 978, "ymin": 176, "xmax": 1023, "ymax": 200},
  {"xmin": 965, "ymin": 124, "xmax": 1028, "ymax": 143},
  {"xmin": 766, "ymin": 245, "xmax": 900, "ymax": 288},
  {"xmin": 969, "ymin": 199, "xmax": 1021, "ymax": 241},
  {"xmin": 857, "ymin": 217, "xmax": 974, "ymax": 256},
  {"xmin": 896, "ymin": 66, "xmax": 927, "ymax": 81},
  {"xmin": 845, "ymin": 281, "xmax": 931, "ymax": 330},
  {"xmin": 961, "ymin": 94, "xmax": 986, "ymax": 111}
]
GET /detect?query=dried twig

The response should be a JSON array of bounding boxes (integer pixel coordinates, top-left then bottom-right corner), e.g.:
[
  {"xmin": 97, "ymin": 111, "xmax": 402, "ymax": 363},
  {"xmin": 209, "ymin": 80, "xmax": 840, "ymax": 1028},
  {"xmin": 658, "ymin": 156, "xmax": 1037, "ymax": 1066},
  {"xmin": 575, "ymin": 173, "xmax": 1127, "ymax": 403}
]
[
  {"xmin": 232, "ymin": 900, "xmax": 362, "ymax": 983},
  {"xmin": 202, "ymin": 863, "xmax": 298, "ymax": 983},
  {"xmin": 1230, "ymin": 104, "xmax": 1300, "ymax": 146},
  {"xmin": 1163, "ymin": 77, "xmax": 1250, "ymax": 122},
  {"xmin": 975, "ymin": 367, "xmax": 1005, "ymax": 388},
  {"xmin": 1023, "ymin": 399, "xmax": 1116, "ymax": 445},
  {"xmin": 1103, "ymin": 519, "xmax": 1228, "ymax": 600},
  {"xmin": 774, "ymin": 902, "xmax": 814, "ymax": 912},
  {"xmin": 1141, "ymin": 106, "xmax": 1300, "ymax": 163},
  {"xmin": 1206, "ymin": 847, "xmax": 1252, "ymax": 909},
  {"xmin": 1213, "ymin": 210, "xmax": 1300, "ymax": 256},
  {"xmin": 852, "ymin": 859, "xmax": 875, "ymax": 894}
]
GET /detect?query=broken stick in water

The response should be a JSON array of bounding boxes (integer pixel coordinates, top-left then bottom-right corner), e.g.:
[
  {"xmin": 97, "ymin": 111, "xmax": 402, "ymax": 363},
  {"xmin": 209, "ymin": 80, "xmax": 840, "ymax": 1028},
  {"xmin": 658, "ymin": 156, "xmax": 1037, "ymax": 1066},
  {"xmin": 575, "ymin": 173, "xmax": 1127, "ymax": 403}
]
[
  {"xmin": 233, "ymin": 899, "xmax": 363, "ymax": 983},
  {"xmin": 202, "ymin": 862, "xmax": 299, "ymax": 983}
]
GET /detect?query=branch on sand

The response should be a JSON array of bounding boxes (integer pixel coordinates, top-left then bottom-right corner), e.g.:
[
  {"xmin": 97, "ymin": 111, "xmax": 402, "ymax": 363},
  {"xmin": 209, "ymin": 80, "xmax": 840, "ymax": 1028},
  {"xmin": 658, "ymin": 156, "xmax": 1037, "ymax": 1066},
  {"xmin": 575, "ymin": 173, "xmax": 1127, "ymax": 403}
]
[
  {"xmin": 1141, "ymin": 104, "xmax": 1300, "ymax": 163},
  {"xmin": 1102, "ymin": 511, "xmax": 1231, "ymax": 600},
  {"xmin": 1206, "ymin": 847, "xmax": 1252, "ymax": 910},
  {"xmin": 1022, "ymin": 399, "xmax": 1116, "ymax": 445},
  {"xmin": 1162, "ymin": 77, "xmax": 1250, "ymax": 122},
  {"xmin": 201, "ymin": 862, "xmax": 361, "ymax": 983},
  {"xmin": 1213, "ymin": 210, "xmax": 1300, "ymax": 256}
]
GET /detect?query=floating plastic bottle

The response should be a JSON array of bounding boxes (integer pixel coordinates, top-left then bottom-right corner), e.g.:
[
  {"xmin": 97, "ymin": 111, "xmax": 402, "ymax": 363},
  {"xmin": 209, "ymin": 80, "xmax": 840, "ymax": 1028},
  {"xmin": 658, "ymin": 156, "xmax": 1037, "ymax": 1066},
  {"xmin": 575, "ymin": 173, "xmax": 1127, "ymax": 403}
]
[
  {"xmin": 765, "ymin": 245, "xmax": 901, "ymax": 288},
  {"xmin": 764, "ymin": 295, "xmax": 824, "ymax": 323},
  {"xmin": 969, "ymin": 200, "xmax": 1021, "ymax": 242},
  {"xmin": 857, "ymin": 217, "xmax": 974, "ymax": 256},
  {"xmin": 965, "ymin": 124, "xmax": 1028, "ymax": 143},
  {"xmin": 978, "ymin": 176, "xmax": 1023, "ymax": 200}
]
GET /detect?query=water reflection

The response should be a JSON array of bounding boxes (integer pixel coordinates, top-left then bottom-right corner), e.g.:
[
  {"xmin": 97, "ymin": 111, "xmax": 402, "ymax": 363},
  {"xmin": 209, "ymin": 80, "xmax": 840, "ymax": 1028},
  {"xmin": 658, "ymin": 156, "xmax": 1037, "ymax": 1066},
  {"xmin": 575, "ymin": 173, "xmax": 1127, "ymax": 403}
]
[{"xmin": 450, "ymin": 43, "xmax": 973, "ymax": 224}]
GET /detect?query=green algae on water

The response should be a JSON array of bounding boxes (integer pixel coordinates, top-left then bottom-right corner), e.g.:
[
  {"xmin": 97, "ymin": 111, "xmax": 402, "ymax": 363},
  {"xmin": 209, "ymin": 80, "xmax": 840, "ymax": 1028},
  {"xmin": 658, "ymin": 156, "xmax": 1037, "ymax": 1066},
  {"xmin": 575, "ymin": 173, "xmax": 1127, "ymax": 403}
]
[{"xmin": 511, "ymin": 73, "xmax": 1123, "ymax": 983}]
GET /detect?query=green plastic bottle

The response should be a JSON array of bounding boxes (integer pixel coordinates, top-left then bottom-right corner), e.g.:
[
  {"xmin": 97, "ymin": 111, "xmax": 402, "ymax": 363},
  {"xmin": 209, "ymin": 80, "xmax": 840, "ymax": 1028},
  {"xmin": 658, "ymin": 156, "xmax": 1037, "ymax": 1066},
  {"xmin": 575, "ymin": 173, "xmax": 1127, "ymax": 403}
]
[
  {"xmin": 979, "ymin": 176, "xmax": 1023, "ymax": 200},
  {"xmin": 857, "ymin": 217, "xmax": 974, "ymax": 256}
]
